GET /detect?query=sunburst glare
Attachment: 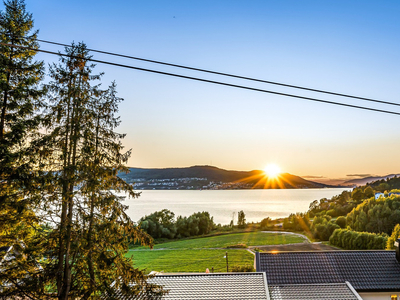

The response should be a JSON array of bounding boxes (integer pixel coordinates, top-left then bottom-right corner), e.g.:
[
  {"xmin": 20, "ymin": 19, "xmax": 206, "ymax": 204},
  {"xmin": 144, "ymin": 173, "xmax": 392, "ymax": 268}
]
[{"xmin": 264, "ymin": 164, "xmax": 281, "ymax": 178}]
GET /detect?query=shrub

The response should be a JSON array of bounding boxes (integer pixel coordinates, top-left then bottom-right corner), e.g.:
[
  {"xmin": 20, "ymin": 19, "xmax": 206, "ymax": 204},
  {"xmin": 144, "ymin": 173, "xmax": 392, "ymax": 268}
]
[
  {"xmin": 335, "ymin": 216, "xmax": 346, "ymax": 228},
  {"xmin": 230, "ymin": 265, "xmax": 255, "ymax": 272},
  {"xmin": 260, "ymin": 217, "xmax": 270, "ymax": 230},
  {"xmin": 311, "ymin": 215, "xmax": 339, "ymax": 241},
  {"xmin": 226, "ymin": 243, "xmax": 247, "ymax": 248},
  {"xmin": 326, "ymin": 209, "xmax": 337, "ymax": 217},
  {"xmin": 283, "ymin": 213, "xmax": 310, "ymax": 231}
]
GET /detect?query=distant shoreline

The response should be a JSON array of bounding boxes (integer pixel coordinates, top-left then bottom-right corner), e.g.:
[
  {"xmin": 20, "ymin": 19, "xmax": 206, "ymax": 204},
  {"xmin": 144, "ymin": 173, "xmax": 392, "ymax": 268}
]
[{"xmin": 132, "ymin": 186, "xmax": 349, "ymax": 191}]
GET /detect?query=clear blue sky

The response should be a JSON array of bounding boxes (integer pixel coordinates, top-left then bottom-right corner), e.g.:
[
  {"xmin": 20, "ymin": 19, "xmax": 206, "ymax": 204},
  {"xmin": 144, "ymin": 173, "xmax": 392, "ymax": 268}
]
[{"xmin": 15, "ymin": 0, "xmax": 400, "ymax": 180}]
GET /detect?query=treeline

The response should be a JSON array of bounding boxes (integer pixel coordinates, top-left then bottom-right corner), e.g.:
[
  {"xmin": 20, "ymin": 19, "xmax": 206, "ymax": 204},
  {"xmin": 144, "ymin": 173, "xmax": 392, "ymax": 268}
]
[
  {"xmin": 138, "ymin": 209, "xmax": 253, "ymax": 240},
  {"xmin": 346, "ymin": 195, "xmax": 400, "ymax": 234},
  {"xmin": 140, "ymin": 210, "xmax": 216, "ymax": 239},
  {"xmin": 370, "ymin": 177, "xmax": 400, "ymax": 191}
]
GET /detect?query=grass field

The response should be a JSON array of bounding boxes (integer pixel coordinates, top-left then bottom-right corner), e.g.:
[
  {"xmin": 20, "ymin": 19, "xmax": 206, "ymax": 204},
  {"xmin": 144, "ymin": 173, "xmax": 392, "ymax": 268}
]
[
  {"xmin": 135, "ymin": 231, "xmax": 306, "ymax": 250},
  {"xmin": 128, "ymin": 231, "xmax": 306, "ymax": 273},
  {"xmin": 128, "ymin": 249, "xmax": 254, "ymax": 273}
]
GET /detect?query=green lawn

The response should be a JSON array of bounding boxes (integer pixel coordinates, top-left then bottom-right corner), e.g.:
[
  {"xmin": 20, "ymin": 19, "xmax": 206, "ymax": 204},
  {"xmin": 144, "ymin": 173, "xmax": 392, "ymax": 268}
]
[
  {"xmin": 127, "ymin": 231, "xmax": 305, "ymax": 273},
  {"xmin": 135, "ymin": 231, "xmax": 306, "ymax": 250},
  {"xmin": 128, "ymin": 249, "xmax": 254, "ymax": 273}
]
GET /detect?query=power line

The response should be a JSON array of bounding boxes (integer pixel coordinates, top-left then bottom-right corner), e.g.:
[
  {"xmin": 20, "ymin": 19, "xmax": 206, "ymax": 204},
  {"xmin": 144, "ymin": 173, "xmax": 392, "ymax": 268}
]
[
  {"xmin": 3, "ymin": 42, "xmax": 400, "ymax": 117},
  {"xmin": 34, "ymin": 38, "xmax": 400, "ymax": 108}
]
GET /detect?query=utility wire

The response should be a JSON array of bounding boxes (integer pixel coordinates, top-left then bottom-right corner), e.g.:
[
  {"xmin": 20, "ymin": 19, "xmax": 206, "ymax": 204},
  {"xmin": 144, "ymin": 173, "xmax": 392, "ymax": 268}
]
[
  {"xmin": 34, "ymin": 38, "xmax": 400, "ymax": 108},
  {"xmin": 3, "ymin": 42, "xmax": 400, "ymax": 117}
]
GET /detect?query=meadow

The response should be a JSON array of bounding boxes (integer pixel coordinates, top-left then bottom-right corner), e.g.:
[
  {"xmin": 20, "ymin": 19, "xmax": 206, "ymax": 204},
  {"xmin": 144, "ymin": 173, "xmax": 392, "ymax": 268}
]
[
  {"xmin": 130, "ymin": 249, "xmax": 254, "ymax": 273},
  {"xmin": 127, "ymin": 231, "xmax": 306, "ymax": 272}
]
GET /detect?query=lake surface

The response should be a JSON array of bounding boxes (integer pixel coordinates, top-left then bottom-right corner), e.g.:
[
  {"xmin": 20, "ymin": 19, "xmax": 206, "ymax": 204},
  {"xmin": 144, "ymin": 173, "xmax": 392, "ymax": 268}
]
[{"xmin": 119, "ymin": 188, "xmax": 350, "ymax": 225}]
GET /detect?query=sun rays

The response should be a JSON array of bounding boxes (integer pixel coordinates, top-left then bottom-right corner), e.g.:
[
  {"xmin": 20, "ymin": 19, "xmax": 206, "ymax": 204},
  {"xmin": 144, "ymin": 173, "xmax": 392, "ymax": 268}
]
[{"xmin": 233, "ymin": 164, "xmax": 292, "ymax": 189}]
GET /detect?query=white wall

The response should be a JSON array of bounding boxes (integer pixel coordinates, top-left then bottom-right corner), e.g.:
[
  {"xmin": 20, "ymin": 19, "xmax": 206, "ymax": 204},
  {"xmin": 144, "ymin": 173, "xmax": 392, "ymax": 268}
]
[{"xmin": 359, "ymin": 292, "xmax": 400, "ymax": 300}]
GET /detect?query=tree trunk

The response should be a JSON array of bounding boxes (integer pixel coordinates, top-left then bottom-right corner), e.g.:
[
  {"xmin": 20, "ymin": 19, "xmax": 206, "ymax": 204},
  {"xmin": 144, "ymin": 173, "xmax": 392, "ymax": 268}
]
[
  {"xmin": 86, "ymin": 115, "xmax": 101, "ymax": 294},
  {"xmin": 57, "ymin": 77, "xmax": 73, "ymax": 295},
  {"xmin": 0, "ymin": 37, "xmax": 13, "ymax": 141}
]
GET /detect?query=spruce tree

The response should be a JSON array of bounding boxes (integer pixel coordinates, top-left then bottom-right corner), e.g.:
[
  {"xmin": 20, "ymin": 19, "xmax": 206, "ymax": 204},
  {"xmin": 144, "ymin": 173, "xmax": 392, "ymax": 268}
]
[
  {"xmin": 0, "ymin": 0, "xmax": 45, "ymax": 297},
  {"xmin": 0, "ymin": 0, "xmax": 44, "ymax": 227},
  {"xmin": 40, "ymin": 43, "xmax": 164, "ymax": 300}
]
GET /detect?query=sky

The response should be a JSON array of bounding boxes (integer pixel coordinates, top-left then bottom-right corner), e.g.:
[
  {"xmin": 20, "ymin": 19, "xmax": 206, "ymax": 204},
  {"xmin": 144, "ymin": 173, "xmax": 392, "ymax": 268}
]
[{"xmin": 11, "ymin": 0, "xmax": 400, "ymax": 180}]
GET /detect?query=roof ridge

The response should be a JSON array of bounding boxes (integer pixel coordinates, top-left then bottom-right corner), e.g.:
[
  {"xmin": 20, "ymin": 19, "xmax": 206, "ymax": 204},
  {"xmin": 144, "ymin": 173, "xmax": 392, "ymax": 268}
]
[
  {"xmin": 270, "ymin": 282, "xmax": 351, "ymax": 287},
  {"xmin": 154, "ymin": 272, "xmax": 265, "ymax": 278},
  {"xmin": 260, "ymin": 250, "xmax": 394, "ymax": 254}
]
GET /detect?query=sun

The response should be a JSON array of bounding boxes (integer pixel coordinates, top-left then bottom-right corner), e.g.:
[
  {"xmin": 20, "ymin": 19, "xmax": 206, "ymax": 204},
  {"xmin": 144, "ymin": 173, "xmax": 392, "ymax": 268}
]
[{"xmin": 264, "ymin": 164, "xmax": 281, "ymax": 178}]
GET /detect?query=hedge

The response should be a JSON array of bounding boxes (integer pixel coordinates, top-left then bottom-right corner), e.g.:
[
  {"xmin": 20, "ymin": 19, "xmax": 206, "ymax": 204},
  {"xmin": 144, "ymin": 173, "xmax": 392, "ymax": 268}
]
[{"xmin": 329, "ymin": 228, "xmax": 388, "ymax": 250}]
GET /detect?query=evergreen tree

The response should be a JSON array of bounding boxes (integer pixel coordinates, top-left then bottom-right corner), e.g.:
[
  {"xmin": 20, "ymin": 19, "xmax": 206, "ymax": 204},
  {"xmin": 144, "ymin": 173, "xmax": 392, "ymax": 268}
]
[
  {"xmin": 0, "ymin": 0, "xmax": 45, "ymax": 297},
  {"xmin": 39, "ymin": 43, "xmax": 163, "ymax": 300},
  {"xmin": 0, "ymin": 0, "xmax": 44, "ymax": 230}
]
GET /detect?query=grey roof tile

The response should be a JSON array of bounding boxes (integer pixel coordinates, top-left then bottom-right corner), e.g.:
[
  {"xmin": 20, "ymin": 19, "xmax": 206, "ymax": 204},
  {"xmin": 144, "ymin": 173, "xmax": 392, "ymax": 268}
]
[
  {"xmin": 269, "ymin": 282, "xmax": 362, "ymax": 300},
  {"xmin": 112, "ymin": 272, "xmax": 270, "ymax": 300},
  {"xmin": 257, "ymin": 251, "xmax": 400, "ymax": 292}
]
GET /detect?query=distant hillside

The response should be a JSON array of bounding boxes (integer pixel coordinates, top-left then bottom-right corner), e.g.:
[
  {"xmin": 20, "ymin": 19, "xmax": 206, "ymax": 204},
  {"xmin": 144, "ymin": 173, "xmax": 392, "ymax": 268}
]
[
  {"xmin": 118, "ymin": 165, "xmax": 331, "ymax": 190},
  {"xmin": 343, "ymin": 174, "xmax": 400, "ymax": 187}
]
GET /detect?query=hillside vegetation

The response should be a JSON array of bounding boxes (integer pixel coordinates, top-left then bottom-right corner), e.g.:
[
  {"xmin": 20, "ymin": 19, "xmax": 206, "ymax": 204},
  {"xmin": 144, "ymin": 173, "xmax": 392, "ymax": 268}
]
[
  {"xmin": 346, "ymin": 196, "xmax": 400, "ymax": 234},
  {"xmin": 282, "ymin": 176, "xmax": 400, "ymax": 250}
]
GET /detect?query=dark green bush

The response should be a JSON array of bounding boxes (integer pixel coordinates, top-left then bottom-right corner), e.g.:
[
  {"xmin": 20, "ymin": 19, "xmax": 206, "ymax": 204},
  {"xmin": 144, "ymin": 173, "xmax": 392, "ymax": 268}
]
[
  {"xmin": 226, "ymin": 243, "xmax": 247, "ymax": 248},
  {"xmin": 335, "ymin": 216, "xmax": 346, "ymax": 228},
  {"xmin": 326, "ymin": 209, "xmax": 337, "ymax": 217},
  {"xmin": 283, "ymin": 213, "xmax": 310, "ymax": 231},
  {"xmin": 260, "ymin": 217, "xmax": 270, "ymax": 229},
  {"xmin": 329, "ymin": 228, "xmax": 388, "ymax": 250},
  {"xmin": 311, "ymin": 215, "xmax": 338, "ymax": 241}
]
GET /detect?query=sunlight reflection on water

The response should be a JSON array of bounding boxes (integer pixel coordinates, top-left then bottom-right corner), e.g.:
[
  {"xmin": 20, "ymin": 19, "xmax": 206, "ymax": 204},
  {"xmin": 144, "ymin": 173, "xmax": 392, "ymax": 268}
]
[{"xmin": 116, "ymin": 188, "xmax": 350, "ymax": 225}]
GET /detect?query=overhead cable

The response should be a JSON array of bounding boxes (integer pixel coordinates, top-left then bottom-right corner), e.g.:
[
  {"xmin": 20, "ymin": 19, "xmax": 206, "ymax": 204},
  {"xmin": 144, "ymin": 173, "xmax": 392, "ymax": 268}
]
[
  {"xmin": 33, "ymin": 38, "xmax": 400, "ymax": 108},
  {"xmin": 3, "ymin": 42, "xmax": 400, "ymax": 117}
]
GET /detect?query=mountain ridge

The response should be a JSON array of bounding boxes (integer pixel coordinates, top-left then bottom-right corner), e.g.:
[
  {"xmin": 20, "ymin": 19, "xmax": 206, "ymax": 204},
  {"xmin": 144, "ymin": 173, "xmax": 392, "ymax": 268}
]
[
  {"xmin": 342, "ymin": 174, "xmax": 400, "ymax": 187},
  {"xmin": 118, "ymin": 165, "xmax": 335, "ymax": 189}
]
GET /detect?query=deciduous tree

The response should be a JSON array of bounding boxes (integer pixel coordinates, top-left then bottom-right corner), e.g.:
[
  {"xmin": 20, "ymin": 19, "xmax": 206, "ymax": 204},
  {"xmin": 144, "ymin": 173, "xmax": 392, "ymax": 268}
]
[
  {"xmin": 386, "ymin": 224, "xmax": 400, "ymax": 250},
  {"xmin": 237, "ymin": 210, "xmax": 246, "ymax": 228}
]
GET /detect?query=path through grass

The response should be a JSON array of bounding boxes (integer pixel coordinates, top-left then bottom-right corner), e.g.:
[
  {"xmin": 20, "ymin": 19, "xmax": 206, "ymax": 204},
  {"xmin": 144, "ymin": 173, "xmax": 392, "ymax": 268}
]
[{"xmin": 128, "ymin": 231, "xmax": 306, "ymax": 273}]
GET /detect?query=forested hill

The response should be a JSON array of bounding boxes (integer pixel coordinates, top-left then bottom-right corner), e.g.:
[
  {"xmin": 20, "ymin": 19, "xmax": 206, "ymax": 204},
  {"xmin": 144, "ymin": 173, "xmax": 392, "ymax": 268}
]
[
  {"xmin": 118, "ymin": 165, "xmax": 332, "ymax": 189},
  {"xmin": 343, "ymin": 174, "xmax": 400, "ymax": 187}
]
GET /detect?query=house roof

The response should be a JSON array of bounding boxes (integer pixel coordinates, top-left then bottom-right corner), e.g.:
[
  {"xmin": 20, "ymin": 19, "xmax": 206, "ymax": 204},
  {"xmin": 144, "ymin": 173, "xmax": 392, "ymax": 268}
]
[
  {"xmin": 112, "ymin": 272, "xmax": 270, "ymax": 300},
  {"xmin": 268, "ymin": 282, "xmax": 363, "ymax": 300},
  {"xmin": 256, "ymin": 250, "xmax": 400, "ymax": 292}
]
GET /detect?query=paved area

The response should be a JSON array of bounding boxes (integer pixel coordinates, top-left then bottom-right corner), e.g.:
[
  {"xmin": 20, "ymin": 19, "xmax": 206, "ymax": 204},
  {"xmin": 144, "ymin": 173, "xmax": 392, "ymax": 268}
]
[
  {"xmin": 248, "ymin": 231, "xmax": 339, "ymax": 252},
  {"xmin": 250, "ymin": 243, "xmax": 339, "ymax": 252}
]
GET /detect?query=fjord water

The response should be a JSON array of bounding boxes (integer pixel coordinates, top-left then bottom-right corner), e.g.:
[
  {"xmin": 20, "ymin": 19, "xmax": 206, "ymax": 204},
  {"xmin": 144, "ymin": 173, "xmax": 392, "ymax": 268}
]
[{"xmin": 121, "ymin": 188, "xmax": 350, "ymax": 224}]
